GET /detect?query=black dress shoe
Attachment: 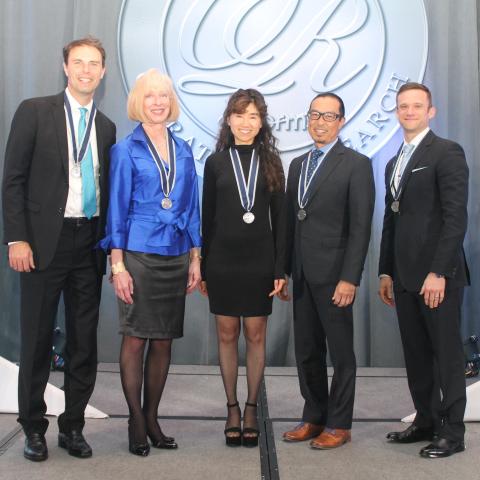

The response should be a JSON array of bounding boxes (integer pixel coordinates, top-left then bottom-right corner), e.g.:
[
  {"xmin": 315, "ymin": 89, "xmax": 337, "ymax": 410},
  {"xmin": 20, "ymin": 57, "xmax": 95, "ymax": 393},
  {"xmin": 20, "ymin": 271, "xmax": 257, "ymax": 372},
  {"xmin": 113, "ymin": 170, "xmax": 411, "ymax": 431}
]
[
  {"xmin": 420, "ymin": 437, "xmax": 465, "ymax": 458},
  {"xmin": 58, "ymin": 430, "xmax": 92, "ymax": 458},
  {"xmin": 386, "ymin": 424, "xmax": 434, "ymax": 443},
  {"xmin": 24, "ymin": 433, "xmax": 48, "ymax": 462}
]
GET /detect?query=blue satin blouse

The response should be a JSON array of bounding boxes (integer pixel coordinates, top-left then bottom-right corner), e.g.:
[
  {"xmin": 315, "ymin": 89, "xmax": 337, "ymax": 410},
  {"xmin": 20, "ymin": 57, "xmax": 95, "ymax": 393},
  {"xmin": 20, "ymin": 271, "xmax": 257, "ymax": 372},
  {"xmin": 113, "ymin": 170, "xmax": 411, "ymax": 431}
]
[{"xmin": 98, "ymin": 124, "xmax": 201, "ymax": 255}]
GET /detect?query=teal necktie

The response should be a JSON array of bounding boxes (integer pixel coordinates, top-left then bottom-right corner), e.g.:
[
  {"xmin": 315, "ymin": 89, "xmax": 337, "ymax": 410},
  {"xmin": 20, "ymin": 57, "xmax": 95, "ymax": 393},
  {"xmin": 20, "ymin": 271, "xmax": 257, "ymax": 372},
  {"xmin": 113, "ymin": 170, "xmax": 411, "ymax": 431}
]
[{"xmin": 78, "ymin": 107, "xmax": 96, "ymax": 219}]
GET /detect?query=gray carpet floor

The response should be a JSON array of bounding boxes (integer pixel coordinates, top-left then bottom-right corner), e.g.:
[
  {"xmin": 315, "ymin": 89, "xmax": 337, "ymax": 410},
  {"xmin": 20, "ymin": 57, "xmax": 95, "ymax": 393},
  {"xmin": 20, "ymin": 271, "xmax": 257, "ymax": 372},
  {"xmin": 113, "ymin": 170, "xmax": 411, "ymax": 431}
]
[{"xmin": 1, "ymin": 366, "xmax": 479, "ymax": 480}]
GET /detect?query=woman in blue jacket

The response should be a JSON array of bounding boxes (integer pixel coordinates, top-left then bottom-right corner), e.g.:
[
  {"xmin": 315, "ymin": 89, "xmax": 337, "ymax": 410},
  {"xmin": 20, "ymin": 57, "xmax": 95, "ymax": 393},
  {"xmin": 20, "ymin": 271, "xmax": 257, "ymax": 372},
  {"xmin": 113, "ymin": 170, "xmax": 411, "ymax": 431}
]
[{"xmin": 99, "ymin": 69, "xmax": 201, "ymax": 456}]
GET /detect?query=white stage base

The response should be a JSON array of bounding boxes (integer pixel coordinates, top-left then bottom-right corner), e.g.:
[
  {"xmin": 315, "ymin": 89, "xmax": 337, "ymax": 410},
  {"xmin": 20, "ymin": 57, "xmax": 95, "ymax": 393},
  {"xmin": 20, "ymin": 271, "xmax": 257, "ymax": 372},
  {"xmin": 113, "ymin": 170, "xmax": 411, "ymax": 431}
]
[
  {"xmin": 402, "ymin": 379, "xmax": 480, "ymax": 422},
  {"xmin": 0, "ymin": 356, "xmax": 108, "ymax": 418}
]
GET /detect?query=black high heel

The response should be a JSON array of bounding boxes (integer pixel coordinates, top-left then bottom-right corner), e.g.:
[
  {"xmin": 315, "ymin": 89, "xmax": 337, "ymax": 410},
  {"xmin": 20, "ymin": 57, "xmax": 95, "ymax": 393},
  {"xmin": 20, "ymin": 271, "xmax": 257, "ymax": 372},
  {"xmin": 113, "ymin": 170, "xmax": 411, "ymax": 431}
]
[
  {"xmin": 242, "ymin": 402, "xmax": 259, "ymax": 447},
  {"xmin": 224, "ymin": 401, "xmax": 242, "ymax": 447},
  {"xmin": 147, "ymin": 422, "xmax": 178, "ymax": 449},
  {"xmin": 128, "ymin": 417, "xmax": 150, "ymax": 456}
]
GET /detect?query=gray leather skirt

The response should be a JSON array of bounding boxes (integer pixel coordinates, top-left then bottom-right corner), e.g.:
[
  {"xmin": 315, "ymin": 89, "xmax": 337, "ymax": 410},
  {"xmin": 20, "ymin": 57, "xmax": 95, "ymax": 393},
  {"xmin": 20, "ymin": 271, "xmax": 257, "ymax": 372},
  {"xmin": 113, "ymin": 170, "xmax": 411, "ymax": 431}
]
[{"xmin": 118, "ymin": 250, "xmax": 189, "ymax": 339}]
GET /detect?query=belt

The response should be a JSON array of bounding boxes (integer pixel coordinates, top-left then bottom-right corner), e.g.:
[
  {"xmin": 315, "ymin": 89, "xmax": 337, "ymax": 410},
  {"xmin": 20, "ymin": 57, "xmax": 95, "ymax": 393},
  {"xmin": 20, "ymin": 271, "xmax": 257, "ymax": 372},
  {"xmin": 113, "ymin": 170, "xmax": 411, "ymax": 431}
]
[{"xmin": 63, "ymin": 217, "xmax": 98, "ymax": 227}]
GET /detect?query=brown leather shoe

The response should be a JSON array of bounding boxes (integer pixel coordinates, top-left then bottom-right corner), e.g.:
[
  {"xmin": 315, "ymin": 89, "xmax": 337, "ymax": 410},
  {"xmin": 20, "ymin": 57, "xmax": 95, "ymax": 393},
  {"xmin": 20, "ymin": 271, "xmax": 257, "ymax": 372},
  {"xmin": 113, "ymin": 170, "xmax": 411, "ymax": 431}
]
[
  {"xmin": 310, "ymin": 429, "xmax": 351, "ymax": 449},
  {"xmin": 283, "ymin": 422, "xmax": 324, "ymax": 442}
]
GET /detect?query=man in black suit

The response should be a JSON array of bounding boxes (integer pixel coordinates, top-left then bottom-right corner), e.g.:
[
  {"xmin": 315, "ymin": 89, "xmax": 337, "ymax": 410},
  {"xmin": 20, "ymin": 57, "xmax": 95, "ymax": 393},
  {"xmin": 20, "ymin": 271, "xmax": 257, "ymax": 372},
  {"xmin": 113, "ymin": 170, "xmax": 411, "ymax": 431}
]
[
  {"xmin": 2, "ymin": 37, "xmax": 116, "ymax": 461},
  {"xmin": 281, "ymin": 93, "xmax": 375, "ymax": 449},
  {"xmin": 378, "ymin": 82, "xmax": 469, "ymax": 458}
]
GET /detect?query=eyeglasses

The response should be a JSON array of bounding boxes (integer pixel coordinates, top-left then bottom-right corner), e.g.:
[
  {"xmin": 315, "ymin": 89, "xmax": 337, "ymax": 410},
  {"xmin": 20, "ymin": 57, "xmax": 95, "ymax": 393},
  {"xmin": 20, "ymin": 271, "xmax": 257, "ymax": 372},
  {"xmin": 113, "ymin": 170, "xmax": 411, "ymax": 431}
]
[{"xmin": 307, "ymin": 110, "xmax": 342, "ymax": 122}]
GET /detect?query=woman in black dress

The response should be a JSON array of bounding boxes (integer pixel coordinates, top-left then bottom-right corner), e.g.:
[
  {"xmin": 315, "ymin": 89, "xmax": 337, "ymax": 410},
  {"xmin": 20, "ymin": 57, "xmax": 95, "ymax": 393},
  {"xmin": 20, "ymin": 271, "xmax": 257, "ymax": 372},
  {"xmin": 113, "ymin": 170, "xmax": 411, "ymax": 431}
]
[{"xmin": 199, "ymin": 89, "xmax": 286, "ymax": 447}]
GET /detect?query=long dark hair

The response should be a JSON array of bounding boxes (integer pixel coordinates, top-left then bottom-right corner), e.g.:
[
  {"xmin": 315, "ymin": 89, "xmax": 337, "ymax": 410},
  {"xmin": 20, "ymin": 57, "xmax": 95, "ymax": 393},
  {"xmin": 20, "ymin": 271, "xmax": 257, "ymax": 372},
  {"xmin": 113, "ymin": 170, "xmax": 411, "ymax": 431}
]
[{"xmin": 216, "ymin": 89, "xmax": 284, "ymax": 192}]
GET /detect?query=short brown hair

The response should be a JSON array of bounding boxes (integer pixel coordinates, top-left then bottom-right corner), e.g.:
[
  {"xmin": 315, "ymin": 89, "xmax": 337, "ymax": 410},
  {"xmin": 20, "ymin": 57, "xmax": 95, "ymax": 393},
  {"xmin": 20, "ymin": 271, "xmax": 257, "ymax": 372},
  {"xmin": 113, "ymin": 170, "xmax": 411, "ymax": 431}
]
[
  {"xmin": 63, "ymin": 36, "xmax": 106, "ymax": 67},
  {"xmin": 127, "ymin": 69, "xmax": 180, "ymax": 123},
  {"xmin": 396, "ymin": 82, "xmax": 432, "ymax": 107}
]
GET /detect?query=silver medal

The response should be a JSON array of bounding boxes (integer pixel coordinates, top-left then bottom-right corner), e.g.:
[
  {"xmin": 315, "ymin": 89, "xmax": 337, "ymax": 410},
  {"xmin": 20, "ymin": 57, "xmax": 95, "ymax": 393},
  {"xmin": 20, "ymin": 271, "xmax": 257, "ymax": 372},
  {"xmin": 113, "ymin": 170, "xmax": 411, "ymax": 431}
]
[
  {"xmin": 243, "ymin": 212, "xmax": 255, "ymax": 224},
  {"xmin": 297, "ymin": 209, "xmax": 307, "ymax": 221},
  {"xmin": 391, "ymin": 200, "xmax": 400, "ymax": 213},
  {"xmin": 72, "ymin": 164, "xmax": 81, "ymax": 178},
  {"xmin": 161, "ymin": 197, "xmax": 173, "ymax": 209}
]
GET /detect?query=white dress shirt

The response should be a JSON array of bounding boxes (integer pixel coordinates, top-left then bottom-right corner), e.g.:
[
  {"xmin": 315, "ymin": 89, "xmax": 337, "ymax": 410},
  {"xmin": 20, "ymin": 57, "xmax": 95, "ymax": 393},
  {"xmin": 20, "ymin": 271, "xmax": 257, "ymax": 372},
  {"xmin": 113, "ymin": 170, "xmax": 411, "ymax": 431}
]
[{"xmin": 64, "ymin": 87, "xmax": 100, "ymax": 218}]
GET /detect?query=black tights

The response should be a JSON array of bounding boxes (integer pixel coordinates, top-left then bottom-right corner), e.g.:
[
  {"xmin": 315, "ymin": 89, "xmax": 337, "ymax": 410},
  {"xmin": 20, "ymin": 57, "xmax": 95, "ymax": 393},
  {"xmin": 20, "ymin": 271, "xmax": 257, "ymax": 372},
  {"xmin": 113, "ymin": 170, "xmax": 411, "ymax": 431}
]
[
  {"xmin": 119, "ymin": 336, "xmax": 172, "ymax": 442},
  {"xmin": 216, "ymin": 315, "xmax": 267, "ymax": 431}
]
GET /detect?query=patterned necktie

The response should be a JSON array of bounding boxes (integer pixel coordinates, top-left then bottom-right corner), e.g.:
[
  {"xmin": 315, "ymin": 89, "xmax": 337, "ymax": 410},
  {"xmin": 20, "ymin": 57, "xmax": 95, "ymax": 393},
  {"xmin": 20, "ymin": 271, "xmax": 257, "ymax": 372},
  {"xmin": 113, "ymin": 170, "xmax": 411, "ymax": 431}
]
[
  {"xmin": 306, "ymin": 149, "xmax": 324, "ymax": 183},
  {"xmin": 394, "ymin": 143, "xmax": 415, "ymax": 190},
  {"xmin": 78, "ymin": 107, "xmax": 96, "ymax": 219}
]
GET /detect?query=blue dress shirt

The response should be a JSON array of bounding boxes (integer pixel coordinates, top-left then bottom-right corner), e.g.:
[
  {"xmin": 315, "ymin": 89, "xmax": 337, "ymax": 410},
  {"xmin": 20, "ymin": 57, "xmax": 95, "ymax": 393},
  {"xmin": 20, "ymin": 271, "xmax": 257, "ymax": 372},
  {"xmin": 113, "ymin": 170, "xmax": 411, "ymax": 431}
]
[{"xmin": 98, "ymin": 124, "xmax": 201, "ymax": 255}]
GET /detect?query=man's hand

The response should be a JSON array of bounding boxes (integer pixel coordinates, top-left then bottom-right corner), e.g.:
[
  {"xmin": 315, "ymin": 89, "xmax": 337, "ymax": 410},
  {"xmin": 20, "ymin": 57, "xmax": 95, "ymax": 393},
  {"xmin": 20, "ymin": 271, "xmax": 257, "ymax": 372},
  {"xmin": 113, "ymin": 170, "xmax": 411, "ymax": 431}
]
[
  {"xmin": 113, "ymin": 271, "xmax": 134, "ymax": 304},
  {"xmin": 420, "ymin": 272, "xmax": 445, "ymax": 309},
  {"xmin": 8, "ymin": 241, "xmax": 35, "ymax": 272},
  {"xmin": 332, "ymin": 280, "xmax": 356, "ymax": 307},
  {"xmin": 378, "ymin": 276, "xmax": 395, "ymax": 307}
]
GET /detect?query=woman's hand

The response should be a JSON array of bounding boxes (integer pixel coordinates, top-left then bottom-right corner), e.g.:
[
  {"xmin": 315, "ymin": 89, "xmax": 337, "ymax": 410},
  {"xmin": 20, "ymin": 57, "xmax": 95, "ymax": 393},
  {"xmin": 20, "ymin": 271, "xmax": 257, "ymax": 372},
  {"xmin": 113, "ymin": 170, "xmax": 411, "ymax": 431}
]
[
  {"xmin": 187, "ymin": 257, "xmax": 201, "ymax": 294},
  {"xmin": 269, "ymin": 278, "xmax": 286, "ymax": 297},
  {"xmin": 198, "ymin": 281, "xmax": 208, "ymax": 297},
  {"xmin": 276, "ymin": 278, "xmax": 290, "ymax": 301},
  {"xmin": 113, "ymin": 270, "xmax": 134, "ymax": 304}
]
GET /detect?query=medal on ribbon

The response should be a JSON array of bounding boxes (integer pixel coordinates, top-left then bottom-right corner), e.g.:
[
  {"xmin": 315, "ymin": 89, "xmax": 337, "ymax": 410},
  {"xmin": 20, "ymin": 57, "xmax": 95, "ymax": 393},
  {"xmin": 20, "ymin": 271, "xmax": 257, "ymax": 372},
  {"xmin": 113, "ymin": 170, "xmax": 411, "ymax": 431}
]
[
  {"xmin": 389, "ymin": 158, "xmax": 403, "ymax": 213},
  {"xmin": 142, "ymin": 127, "xmax": 177, "ymax": 209},
  {"xmin": 297, "ymin": 150, "xmax": 323, "ymax": 221},
  {"xmin": 389, "ymin": 144, "xmax": 414, "ymax": 213},
  {"xmin": 64, "ymin": 92, "xmax": 96, "ymax": 177},
  {"xmin": 229, "ymin": 147, "xmax": 259, "ymax": 224}
]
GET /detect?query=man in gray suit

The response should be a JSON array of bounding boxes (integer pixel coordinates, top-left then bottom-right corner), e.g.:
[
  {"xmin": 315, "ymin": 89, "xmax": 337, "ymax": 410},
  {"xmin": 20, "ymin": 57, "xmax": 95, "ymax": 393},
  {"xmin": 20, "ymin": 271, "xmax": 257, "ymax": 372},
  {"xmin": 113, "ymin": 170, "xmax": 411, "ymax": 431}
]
[{"xmin": 281, "ymin": 93, "xmax": 374, "ymax": 449}]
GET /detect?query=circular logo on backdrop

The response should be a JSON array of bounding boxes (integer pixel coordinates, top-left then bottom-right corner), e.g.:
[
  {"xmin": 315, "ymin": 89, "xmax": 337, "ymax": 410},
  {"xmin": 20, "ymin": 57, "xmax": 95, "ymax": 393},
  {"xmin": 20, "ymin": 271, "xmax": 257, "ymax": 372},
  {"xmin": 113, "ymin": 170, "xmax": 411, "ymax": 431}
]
[{"xmin": 118, "ymin": 0, "xmax": 428, "ymax": 167}]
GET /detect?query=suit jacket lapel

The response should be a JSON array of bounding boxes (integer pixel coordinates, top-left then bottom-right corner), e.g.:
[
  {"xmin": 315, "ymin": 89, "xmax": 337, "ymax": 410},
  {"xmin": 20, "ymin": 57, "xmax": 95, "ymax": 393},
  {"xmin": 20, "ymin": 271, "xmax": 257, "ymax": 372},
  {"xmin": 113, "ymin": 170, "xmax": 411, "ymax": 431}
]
[
  {"xmin": 52, "ymin": 92, "xmax": 69, "ymax": 178},
  {"xmin": 398, "ymin": 130, "xmax": 434, "ymax": 194},
  {"xmin": 95, "ymin": 113, "xmax": 105, "ymax": 178},
  {"xmin": 307, "ymin": 140, "xmax": 345, "ymax": 202},
  {"xmin": 292, "ymin": 153, "xmax": 306, "ymax": 200}
]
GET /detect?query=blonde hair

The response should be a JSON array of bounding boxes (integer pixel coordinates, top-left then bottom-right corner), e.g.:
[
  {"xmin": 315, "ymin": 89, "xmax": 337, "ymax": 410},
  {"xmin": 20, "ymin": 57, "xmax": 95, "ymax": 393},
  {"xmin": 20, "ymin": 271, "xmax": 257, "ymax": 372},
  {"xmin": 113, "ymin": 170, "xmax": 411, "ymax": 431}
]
[{"xmin": 127, "ymin": 69, "xmax": 180, "ymax": 123}]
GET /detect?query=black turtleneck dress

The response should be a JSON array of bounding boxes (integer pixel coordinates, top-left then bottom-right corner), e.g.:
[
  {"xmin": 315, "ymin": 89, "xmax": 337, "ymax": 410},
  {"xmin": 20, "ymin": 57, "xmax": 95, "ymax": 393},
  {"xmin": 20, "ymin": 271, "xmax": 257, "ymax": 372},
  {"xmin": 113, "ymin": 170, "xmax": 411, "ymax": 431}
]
[{"xmin": 201, "ymin": 144, "xmax": 286, "ymax": 316}]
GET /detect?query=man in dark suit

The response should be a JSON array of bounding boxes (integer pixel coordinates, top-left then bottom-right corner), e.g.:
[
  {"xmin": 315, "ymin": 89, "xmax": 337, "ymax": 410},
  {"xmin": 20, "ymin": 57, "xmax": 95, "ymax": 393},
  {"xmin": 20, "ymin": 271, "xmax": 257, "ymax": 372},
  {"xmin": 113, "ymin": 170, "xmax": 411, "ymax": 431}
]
[
  {"xmin": 2, "ymin": 36, "xmax": 116, "ymax": 461},
  {"xmin": 378, "ymin": 82, "xmax": 469, "ymax": 458},
  {"xmin": 281, "ymin": 93, "xmax": 375, "ymax": 449}
]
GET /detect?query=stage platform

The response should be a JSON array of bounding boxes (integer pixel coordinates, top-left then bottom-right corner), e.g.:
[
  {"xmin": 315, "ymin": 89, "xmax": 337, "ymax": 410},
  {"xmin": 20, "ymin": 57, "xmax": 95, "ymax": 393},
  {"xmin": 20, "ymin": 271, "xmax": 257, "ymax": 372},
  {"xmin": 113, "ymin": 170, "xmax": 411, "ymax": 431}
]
[{"xmin": 1, "ymin": 365, "xmax": 479, "ymax": 479}]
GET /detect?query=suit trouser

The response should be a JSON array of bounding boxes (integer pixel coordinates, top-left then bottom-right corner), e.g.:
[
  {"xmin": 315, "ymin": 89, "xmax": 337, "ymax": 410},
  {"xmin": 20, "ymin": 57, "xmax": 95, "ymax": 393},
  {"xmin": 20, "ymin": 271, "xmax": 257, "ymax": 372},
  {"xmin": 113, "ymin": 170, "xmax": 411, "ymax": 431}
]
[
  {"xmin": 394, "ymin": 287, "xmax": 466, "ymax": 442},
  {"xmin": 18, "ymin": 219, "xmax": 102, "ymax": 435},
  {"xmin": 293, "ymin": 279, "xmax": 356, "ymax": 429}
]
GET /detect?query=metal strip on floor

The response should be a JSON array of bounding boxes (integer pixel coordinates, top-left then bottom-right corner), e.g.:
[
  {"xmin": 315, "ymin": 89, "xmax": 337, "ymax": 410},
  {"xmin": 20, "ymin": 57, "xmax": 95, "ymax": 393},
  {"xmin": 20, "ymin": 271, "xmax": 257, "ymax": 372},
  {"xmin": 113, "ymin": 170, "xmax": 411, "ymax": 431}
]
[
  {"xmin": 258, "ymin": 377, "xmax": 280, "ymax": 480},
  {"xmin": 0, "ymin": 426, "xmax": 22, "ymax": 456}
]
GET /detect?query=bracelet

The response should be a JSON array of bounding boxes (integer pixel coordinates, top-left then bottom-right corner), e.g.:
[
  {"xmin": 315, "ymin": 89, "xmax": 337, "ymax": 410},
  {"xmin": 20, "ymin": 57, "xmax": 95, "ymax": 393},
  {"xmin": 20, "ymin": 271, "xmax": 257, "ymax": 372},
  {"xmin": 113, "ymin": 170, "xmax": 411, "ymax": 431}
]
[
  {"xmin": 190, "ymin": 254, "xmax": 202, "ymax": 262},
  {"xmin": 111, "ymin": 262, "xmax": 126, "ymax": 275}
]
